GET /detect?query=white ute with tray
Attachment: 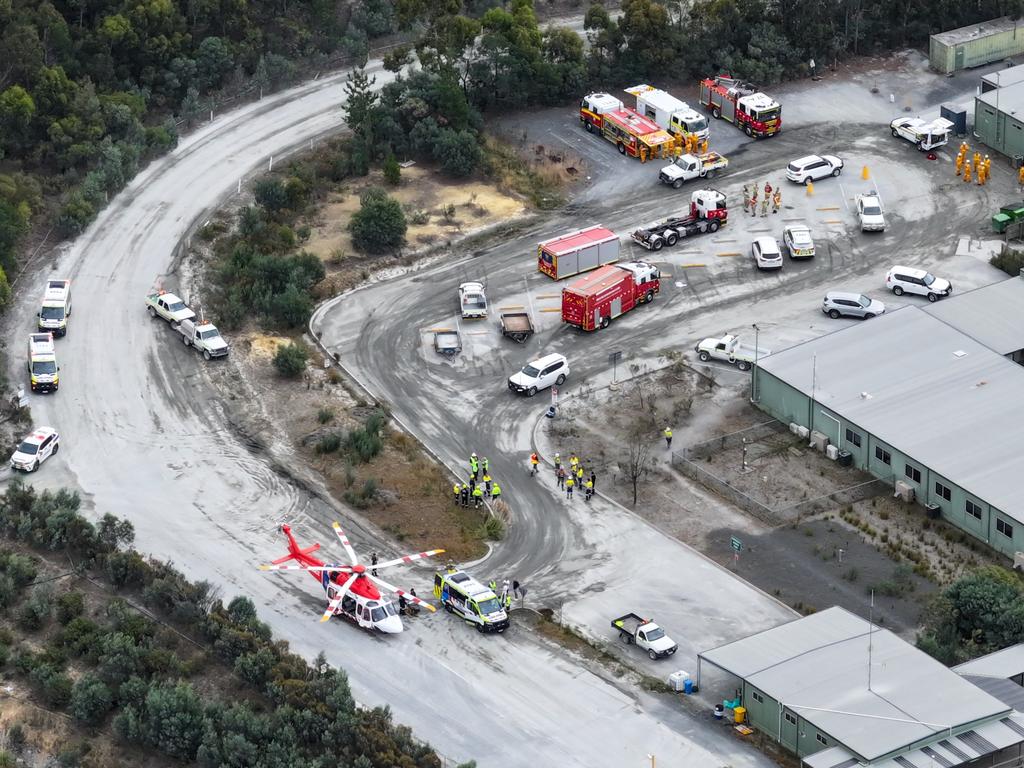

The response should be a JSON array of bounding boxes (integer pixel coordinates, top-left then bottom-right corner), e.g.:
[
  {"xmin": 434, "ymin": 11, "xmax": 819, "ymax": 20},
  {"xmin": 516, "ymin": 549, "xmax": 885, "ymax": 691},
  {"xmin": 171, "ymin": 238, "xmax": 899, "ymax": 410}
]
[
  {"xmin": 176, "ymin": 318, "xmax": 229, "ymax": 360},
  {"xmin": 694, "ymin": 334, "xmax": 767, "ymax": 371}
]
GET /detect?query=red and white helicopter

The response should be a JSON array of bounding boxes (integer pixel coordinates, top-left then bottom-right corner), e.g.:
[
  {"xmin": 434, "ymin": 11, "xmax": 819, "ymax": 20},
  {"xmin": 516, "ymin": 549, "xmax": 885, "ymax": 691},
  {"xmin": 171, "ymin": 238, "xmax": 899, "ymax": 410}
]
[{"xmin": 259, "ymin": 521, "xmax": 443, "ymax": 633}]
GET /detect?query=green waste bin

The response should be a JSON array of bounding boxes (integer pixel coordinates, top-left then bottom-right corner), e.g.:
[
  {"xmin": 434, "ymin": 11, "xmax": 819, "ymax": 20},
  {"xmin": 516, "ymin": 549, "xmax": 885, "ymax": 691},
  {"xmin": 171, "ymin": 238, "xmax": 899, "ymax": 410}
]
[{"xmin": 994, "ymin": 212, "xmax": 1012, "ymax": 233}]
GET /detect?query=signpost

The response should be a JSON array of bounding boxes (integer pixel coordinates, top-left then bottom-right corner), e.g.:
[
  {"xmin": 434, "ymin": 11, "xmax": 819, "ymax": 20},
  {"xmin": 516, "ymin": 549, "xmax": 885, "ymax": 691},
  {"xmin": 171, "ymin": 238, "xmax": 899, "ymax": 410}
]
[
  {"xmin": 609, "ymin": 350, "xmax": 622, "ymax": 390},
  {"xmin": 730, "ymin": 536, "xmax": 742, "ymax": 567}
]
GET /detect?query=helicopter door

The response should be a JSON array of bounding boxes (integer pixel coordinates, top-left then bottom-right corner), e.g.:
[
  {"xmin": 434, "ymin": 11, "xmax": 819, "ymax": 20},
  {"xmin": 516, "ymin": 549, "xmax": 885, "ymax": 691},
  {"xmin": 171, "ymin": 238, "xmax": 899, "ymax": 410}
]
[{"xmin": 356, "ymin": 603, "xmax": 373, "ymax": 628}]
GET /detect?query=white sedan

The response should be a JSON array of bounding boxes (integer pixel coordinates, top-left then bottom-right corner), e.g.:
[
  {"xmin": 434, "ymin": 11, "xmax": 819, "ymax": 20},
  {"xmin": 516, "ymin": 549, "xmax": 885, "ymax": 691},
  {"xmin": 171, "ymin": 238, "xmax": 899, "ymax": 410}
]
[
  {"xmin": 783, "ymin": 224, "xmax": 815, "ymax": 259},
  {"xmin": 458, "ymin": 281, "xmax": 488, "ymax": 319},
  {"xmin": 857, "ymin": 193, "xmax": 886, "ymax": 231},
  {"xmin": 10, "ymin": 427, "xmax": 60, "ymax": 472},
  {"xmin": 752, "ymin": 237, "xmax": 783, "ymax": 270}
]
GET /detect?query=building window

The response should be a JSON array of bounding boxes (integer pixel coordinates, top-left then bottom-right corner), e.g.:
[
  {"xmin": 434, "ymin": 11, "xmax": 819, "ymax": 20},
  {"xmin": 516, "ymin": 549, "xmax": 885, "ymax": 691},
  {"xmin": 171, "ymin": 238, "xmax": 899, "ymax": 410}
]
[
  {"xmin": 784, "ymin": 712, "xmax": 797, "ymax": 725},
  {"xmin": 904, "ymin": 463, "xmax": 921, "ymax": 483},
  {"xmin": 966, "ymin": 500, "xmax": 983, "ymax": 520},
  {"xmin": 875, "ymin": 446, "xmax": 891, "ymax": 466},
  {"xmin": 816, "ymin": 734, "xmax": 828, "ymax": 746},
  {"xmin": 998, "ymin": 519, "xmax": 1014, "ymax": 539},
  {"xmin": 751, "ymin": 691, "xmax": 764, "ymax": 704},
  {"xmin": 934, "ymin": 482, "xmax": 951, "ymax": 502},
  {"xmin": 844, "ymin": 428, "xmax": 861, "ymax": 447}
]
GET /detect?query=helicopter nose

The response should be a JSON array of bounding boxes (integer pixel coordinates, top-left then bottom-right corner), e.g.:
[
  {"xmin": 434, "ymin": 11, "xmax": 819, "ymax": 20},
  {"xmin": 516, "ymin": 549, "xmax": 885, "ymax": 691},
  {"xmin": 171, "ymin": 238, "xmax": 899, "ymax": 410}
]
[{"xmin": 377, "ymin": 615, "xmax": 404, "ymax": 634}]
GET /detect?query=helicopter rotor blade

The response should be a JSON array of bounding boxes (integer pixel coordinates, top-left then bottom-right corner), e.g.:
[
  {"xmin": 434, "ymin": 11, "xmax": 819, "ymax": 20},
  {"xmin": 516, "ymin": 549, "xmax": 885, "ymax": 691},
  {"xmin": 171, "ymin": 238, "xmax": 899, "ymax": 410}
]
[
  {"xmin": 259, "ymin": 563, "xmax": 353, "ymax": 573},
  {"xmin": 320, "ymin": 572, "xmax": 359, "ymax": 623},
  {"xmin": 331, "ymin": 521, "xmax": 359, "ymax": 565},
  {"xmin": 372, "ymin": 549, "xmax": 446, "ymax": 571},
  {"xmin": 367, "ymin": 574, "xmax": 436, "ymax": 613}
]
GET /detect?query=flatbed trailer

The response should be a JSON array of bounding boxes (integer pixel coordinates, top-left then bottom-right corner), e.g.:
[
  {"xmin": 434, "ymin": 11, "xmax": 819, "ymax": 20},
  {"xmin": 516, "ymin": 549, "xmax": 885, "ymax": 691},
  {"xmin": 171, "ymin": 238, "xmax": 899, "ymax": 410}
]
[
  {"xmin": 499, "ymin": 311, "xmax": 535, "ymax": 343},
  {"xmin": 433, "ymin": 330, "xmax": 462, "ymax": 359}
]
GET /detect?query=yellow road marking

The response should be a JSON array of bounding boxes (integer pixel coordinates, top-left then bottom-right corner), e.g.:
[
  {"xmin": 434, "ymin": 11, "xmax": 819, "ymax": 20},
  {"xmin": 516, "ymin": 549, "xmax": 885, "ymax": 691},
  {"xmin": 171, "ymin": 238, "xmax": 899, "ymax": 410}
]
[
  {"xmin": 426, "ymin": 327, "xmax": 454, "ymax": 333},
  {"xmin": 536, "ymin": 293, "xmax": 560, "ymax": 299},
  {"xmin": 466, "ymin": 331, "xmax": 488, "ymax": 335},
  {"xmin": 717, "ymin": 252, "xmax": 742, "ymax": 257},
  {"xmin": 680, "ymin": 263, "xmax": 707, "ymax": 268},
  {"xmin": 824, "ymin": 219, "xmax": 843, "ymax": 224},
  {"xmin": 660, "ymin": 273, "xmax": 673, "ymax": 278},
  {"xmin": 816, "ymin": 206, "xmax": 841, "ymax": 211},
  {"xmin": 498, "ymin": 305, "xmax": 525, "ymax": 310},
  {"xmin": 540, "ymin": 307, "xmax": 562, "ymax": 313}
]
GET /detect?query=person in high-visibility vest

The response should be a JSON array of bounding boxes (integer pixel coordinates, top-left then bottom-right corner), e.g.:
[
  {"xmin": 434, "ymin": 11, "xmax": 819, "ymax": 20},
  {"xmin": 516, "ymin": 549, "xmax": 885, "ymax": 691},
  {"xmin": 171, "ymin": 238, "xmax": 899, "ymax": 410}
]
[
  {"xmin": 460, "ymin": 484, "xmax": 469, "ymax": 507},
  {"xmin": 482, "ymin": 457, "xmax": 489, "ymax": 474},
  {"xmin": 742, "ymin": 184, "xmax": 751, "ymax": 213},
  {"xmin": 483, "ymin": 473, "xmax": 492, "ymax": 494},
  {"xmin": 553, "ymin": 453, "xmax": 561, "ymax": 471},
  {"xmin": 530, "ymin": 452, "xmax": 539, "ymax": 476},
  {"xmin": 491, "ymin": 484, "xmax": 501, "ymax": 501},
  {"xmin": 1018, "ymin": 164, "xmax": 1024, "ymax": 191},
  {"xmin": 472, "ymin": 485, "xmax": 484, "ymax": 508},
  {"xmin": 955, "ymin": 152, "xmax": 964, "ymax": 176},
  {"xmin": 453, "ymin": 483, "xmax": 461, "ymax": 506},
  {"xmin": 963, "ymin": 160, "xmax": 972, "ymax": 183},
  {"xmin": 575, "ymin": 466, "xmax": 584, "ymax": 485},
  {"xmin": 664, "ymin": 427, "xmax": 673, "ymax": 449},
  {"xmin": 973, "ymin": 152, "xmax": 981, "ymax": 173},
  {"xmin": 772, "ymin": 189, "xmax": 782, "ymax": 214},
  {"xmin": 584, "ymin": 479, "xmax": 594, "ymax": 502},
  {"xmin": 565, "ymin": 476, "xmax": 575, "ymax": 499}
]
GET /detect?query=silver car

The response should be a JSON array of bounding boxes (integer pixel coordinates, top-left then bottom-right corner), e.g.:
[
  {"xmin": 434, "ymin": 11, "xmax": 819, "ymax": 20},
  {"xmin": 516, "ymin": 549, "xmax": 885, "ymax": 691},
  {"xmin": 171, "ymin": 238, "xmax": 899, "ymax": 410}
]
[{"xmin": 822, "ymin": 291, "xmax": 886, "ymax": 320}]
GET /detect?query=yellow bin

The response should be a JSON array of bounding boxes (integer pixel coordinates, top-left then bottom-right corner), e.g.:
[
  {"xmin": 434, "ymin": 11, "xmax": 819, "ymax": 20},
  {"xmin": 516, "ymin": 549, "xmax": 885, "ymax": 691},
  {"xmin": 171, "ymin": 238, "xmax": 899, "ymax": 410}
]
[{"xmin": 734, "ymin": 706, "xmax": 747, "ymax": 724}]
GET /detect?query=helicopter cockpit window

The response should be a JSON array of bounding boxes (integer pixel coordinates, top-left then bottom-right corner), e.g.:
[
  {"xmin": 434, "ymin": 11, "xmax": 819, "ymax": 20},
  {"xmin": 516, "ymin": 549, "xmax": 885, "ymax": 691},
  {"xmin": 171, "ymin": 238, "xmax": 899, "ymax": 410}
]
[
  {"xmin": 383, "ymin": 602, "xmax": 397, "ymax": 617},
  {"xmin": 371, "ymin": 607, "xmax": 385, "ymax": 622}
]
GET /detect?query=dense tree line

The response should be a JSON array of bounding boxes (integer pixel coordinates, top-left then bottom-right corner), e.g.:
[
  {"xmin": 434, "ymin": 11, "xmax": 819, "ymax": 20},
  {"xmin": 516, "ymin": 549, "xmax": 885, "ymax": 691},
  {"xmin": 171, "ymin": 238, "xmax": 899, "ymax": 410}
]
[
  {"xmin": 0, "ymin": 480, "xmax": 472, "ymax": 767},
  {"xmin": 918, "ymin": 565, "xmax": 1024, "ymax": 665},
  {"xmin": 0, "ymin": 0, "xmax": 402, "ymax": 271}
]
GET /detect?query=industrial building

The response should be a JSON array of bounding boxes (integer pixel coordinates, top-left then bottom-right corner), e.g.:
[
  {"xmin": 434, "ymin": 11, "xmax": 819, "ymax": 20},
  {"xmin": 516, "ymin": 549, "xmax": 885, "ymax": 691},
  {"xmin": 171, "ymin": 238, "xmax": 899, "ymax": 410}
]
[
  {"xmin": 931, "ymin": 17, "xmax": 1024, "ymax": 74},
  {"xmin": 974, "ymin": 80, "xmax": 1024, "ymax": 158},
  {"xmin": 982, "ymin": 62, "xmax": 1024, "ymax": 92},
  {"xmin": 752, "ymin": 281, "xmax": 1024, "ymax": 558},
  {"xmin": 698, "ymin": 607, "xmax": 1024, "ymax": 767}
]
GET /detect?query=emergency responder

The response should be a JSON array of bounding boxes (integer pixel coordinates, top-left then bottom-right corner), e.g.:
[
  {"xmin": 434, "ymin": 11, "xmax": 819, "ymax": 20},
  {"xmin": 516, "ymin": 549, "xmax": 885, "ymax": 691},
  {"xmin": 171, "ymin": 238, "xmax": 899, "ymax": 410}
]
[
  {"xmin": 530, "ymin": 452, "xmax": 539, "ymax": 476},
  {"xmin": 470, "ymin": 453, "xmax": 479, "ymax": 480},
  {"xmin": 960, "ymin": 141, "xmax": 969, "ymax": 156},
  {"xmin": 742, "ymin": 184, "xmax": 751, "ymax": 213},
  {"xmin": 584, "ymin": 478, "xmax": 594, "ymax": 502},
  {"xmin": 491, "ymin": 483, "xmax": 502, "ymax": 502},
  {"xmin": 590, "ymin": 471, "xmax": 596, "ymax": 491},
  {"xmin": 554, "ymin": 452, "xmax": 561, "ymax": 471},
  {"xmin": 978, "ymin": 159, "xmax": 986, "ymax": 186},
  {"xmin": 469, "ymin": 477, "xmax": 476, "ymax": 494},
  {"xmin": 483, "ymin": 473, "xmax": 491, "ymax": 494},
  {"xmin": 772, "ymin": 189, "xmax": 782, "ymax": 214},
  {"xmin": 760, "ymin": 195, "xmax": 769, "ymax": 217},
  {"xmin": 556, "ymin": 465, "xmax": 566, "ymax": 489},
  {"xmin": 453, "ymin": 482, "xmax": 460, "ymax": 506},
  {"xmin": 964, "ymin": 160, "xmax": 973, "ymax": 183},
  {"xmin": 955, "ymin": 152, "xmax": 964, "ymax": 176},
  {"xmin": 575, "ymin": 465, "xmax": 584, "ymax": 486},
  {"xmin": 749, "ymin": 186, "xmax": 758, "ymax": 217},
  {"xmin": 371, "ymin": 553, "xmax": 378, "ymax": 577},
  {"xmin": 489, "ymin": 579, "xmax": 498, "ymax": 593},
  {"xmin": 460, "ymin": 483, "xmax": 469, "ymax": 507},
  {"xmin": 472, "ymin": 485, "xmax": 484, "ymax": 508},
  {"xmin": 565, "ymin": 475, "xmax": 575, "ymax": 499},
  {"xmin": 1019, "ymin": 163, "xmax": 1024, "ymax": 192},
  {"xmin": 984, "ymin": 155, "xmax": 992, "ymax": 182},
  {"xmin": 764, "ymin": 181, "xmax": 772, "ymax": 198},
  {"xmin": 482, "ymin": 456, "xmax": 489, "ymax": 475},
  {"xmin": 973, "ymin": 151, "xmax": 982, "ymax": 174},
  {"xmin": 699, "ymin": 138, "xmax": 709, "ymax": 154},
  {"xmin": 664, "ymin": 426, "xmax": 673, "ymax": 449},
  {"xmin": 569, "ymin": 454, "xmax": 579, "ymax": 474}
]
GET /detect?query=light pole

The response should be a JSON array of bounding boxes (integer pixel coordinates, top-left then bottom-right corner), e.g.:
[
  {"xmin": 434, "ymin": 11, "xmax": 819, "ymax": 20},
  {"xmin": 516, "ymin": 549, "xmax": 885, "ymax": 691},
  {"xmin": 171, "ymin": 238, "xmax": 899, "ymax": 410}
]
[
  {"xmin": 647, "ymin": 755, "xmax": 656, "ymax": 768},
  {"xmin": 751, "ymin": 323, "xmax": 760, "ymax": 403}
]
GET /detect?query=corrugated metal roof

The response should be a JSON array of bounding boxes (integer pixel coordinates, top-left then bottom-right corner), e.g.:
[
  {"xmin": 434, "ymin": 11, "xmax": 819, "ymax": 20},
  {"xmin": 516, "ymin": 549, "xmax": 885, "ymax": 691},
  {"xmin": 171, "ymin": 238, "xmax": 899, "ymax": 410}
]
[
  {"xmin": 924, "ymin": 277, "xmax": 1024, "ymax": 354},
  {"xmin": 700, "ymin": 607, "xmax": 1010, "ymax": 762},
  {"xmin": 933, "ymin": 16, "xmax": 1021, "ymax": 46},
  {"xmin": 976, "ymin": 80, "xmax": 1024, "ymax": 114},
  {"xmin": 954, "ymin": 643, "xmax": 1024, "ymax": 678},
  {"xmin": 756, "ymin": 307, "xmax": 1024, "ymax": 522}
]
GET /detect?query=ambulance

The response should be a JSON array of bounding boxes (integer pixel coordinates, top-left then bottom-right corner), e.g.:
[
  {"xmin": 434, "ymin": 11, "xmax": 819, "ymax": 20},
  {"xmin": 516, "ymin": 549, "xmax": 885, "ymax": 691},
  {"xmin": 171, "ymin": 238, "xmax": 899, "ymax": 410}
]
[{"xmin": 434, "ymin": 566, "xmax": 510, "ymax": 633}]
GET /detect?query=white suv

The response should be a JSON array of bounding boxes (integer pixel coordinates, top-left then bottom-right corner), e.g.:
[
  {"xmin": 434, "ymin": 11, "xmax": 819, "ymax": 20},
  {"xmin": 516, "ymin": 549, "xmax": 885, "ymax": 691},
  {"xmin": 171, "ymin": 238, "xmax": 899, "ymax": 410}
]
[
  {"xmin": 508, "ymin": 353, "xmax": 569, "ymax": 397},
  {"xmin": 752, "ymin": 237, "xmax": 783, "ymax": 270},
  {"xmin": 885, "ymin": 266, "xmax": 952, "ymax": 302},
  {"xmin": 786, "ymin": 155, "xmax": 843, "ymax": 185},
  {"xmin": 10, "ymin": 427, "xmax": 60, "ymax": 472}
]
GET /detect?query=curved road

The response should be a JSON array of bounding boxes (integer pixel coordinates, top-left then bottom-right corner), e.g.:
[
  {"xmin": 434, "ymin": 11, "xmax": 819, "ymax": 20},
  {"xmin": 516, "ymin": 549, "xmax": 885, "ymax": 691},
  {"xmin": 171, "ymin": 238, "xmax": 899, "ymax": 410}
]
[{"xmin": 4, "ymin": 23, "xmax": 792, "ymax": 768}]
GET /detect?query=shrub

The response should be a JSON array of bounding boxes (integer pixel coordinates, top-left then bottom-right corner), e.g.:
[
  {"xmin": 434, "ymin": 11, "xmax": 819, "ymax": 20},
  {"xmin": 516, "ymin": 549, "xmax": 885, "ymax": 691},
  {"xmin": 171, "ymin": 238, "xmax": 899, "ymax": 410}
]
[
  {"xmin": 71, "ymin": 675, "xmax": 114, "ymax": 724},
  {"xmin": 143, "ymin": 682, "xmax": 205, "ymax": 759},
  {"xmin": 273, "ymin": 342, "xmax": 308, "ymax": 378},
  {"xmin": 348, "ymin": 188, "xmax": 406, "ymax": 253},
  {"xmin": 253, "ymin": 178, "xmax": 290, "ymax": 214},
  {"xmin": 479, "ymin": 516, "xmax": 505, "ymax": 541},
  {"xmin": 992, "ymin": 244, "xmax": 1024, "ymax": 277},
  {"xmin": 56, "ymin": 591, "xmax": 85, "ymax": 624},
  {"xmin": 31, "ymin": 664, "xmax": 73, "ymax": 707},
  {"xmin": 17, "ymin": 587, "xmax": 52, "ymax": 631},
  {"xmin": 317, "ymin": 407, "xmax": 335, "ymax": 424},
  {"xmin": 344, "ymin": 478, "xmax": 378, "ymax": 509},
  {"xmin": 233, "ymin": 647, "xmax": 277, "ymax": 688},
  {"xmin": 433, "ymin": 128, "xmax": 482, "ymax": 177},
  {"xmin": 383, "ymin": 155, "xmax": 401, "ymax": 185},
  {"xmin": 0, "ymin": 574, "xmax": 18, "ymax": 608},
  {"xmin": 316, "ymin": 433, "xmax": 342, "ymax": 454}
]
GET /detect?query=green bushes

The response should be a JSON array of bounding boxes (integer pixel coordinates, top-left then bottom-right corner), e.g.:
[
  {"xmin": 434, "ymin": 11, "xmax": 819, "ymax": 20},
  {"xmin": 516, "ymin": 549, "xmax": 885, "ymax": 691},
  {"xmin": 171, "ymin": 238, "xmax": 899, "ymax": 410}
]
[
  {"xmin": 349, "ymin": 188, "xmax": 407, "ymax": 253},
  {"xmin": 71, "ymin": 675, "xmax": 114, "ymax": 725},
  {"xmin": 273, "ymin": 342, "xmax": 309, "ymax": 377},
  {"xmin": 992, "ymin": 244, "xmax": 1024, "ymax": 277}
]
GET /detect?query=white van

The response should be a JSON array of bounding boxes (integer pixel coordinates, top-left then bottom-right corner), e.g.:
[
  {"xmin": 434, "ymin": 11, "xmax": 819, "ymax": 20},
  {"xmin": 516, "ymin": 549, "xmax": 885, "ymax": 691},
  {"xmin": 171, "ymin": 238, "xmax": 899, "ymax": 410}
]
[
  {"xmin": 38, "ymin": 280, "xmax": 72, "ymax": 337},
  {"xmin": 507, "ymin": 353, "xmax": 569, "ymax": 396}
]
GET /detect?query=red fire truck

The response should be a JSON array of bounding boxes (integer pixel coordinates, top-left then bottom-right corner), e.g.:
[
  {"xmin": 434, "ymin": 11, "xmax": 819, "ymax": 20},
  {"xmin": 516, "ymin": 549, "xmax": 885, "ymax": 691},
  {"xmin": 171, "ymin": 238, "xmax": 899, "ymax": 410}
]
[
  {"xmin": 580, "ymin": 92, "xmax": 624, "ymax": 133},
  {"xmin": 580, "ymin": 93, "xmax": 679, "ymax": 160},
  {"xmin": 538, "ymin": 226, "xmax": 620, "ymax": 280},
  {"xmin": 698, "ymin": 76, "xmax": 781, "ymax": 138},
  {"xmin": 561, "ymin": 262, "xmax": 661, "ymax": 331}
]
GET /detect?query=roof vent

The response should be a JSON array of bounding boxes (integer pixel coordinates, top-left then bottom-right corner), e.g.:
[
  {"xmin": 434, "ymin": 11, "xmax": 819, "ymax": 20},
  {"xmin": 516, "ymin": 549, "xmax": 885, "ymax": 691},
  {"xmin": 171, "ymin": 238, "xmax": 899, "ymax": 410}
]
[
  {"xmin": 953, "ymin": 350, "xmax": 968, "ymax": 358},
  {"xmin": 860, "ymin": 392, "xmax": 873, "ymax": 399}
]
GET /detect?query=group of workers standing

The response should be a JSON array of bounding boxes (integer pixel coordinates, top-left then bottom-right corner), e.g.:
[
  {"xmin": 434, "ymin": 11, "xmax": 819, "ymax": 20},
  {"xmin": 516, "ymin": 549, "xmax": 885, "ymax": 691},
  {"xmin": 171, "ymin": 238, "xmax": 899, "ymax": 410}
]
[
  {"xmin": 453, "ymin": 452, "xmax": 502, "ymax": 508},
  {"xmin": 955, "ymin": 142, "xmax": 992, "ymax": 186},
  {"xmin": 551, "ymin": 452, "xmax": 596, "ymax": 502},
  {"xmin": 742, "ymin": 181, "xmax": 783, "ymax": 217}
]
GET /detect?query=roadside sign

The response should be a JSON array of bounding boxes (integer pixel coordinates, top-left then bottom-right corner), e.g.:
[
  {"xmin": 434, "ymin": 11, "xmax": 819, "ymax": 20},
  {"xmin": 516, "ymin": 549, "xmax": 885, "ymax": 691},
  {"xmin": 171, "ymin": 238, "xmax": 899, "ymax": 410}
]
[
  {"xmin": 17, "ymin": 388, "xmax": 27, "ymax": 408},
  {"xmin": 551, "ymin": 386, "xmax": 558, "ymax": 405},
  {"xmin": 730, "ymin": 536, "xmax": 743, "ymax": 552}
]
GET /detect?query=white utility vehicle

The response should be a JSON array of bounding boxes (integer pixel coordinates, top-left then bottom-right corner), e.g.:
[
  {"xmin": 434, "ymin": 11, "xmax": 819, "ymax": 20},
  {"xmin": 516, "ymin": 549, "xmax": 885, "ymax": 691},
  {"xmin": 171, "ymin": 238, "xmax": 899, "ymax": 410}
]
[
  {"xmin": 458, "ymin": 281, "xmax": 488, "ymax": 319},
  {"xmin": 694, "ymin": 334, "xmax": 767, "ymax": 371},
  {"xmin": 658, "ymin": 152, "xmax": 728, "ymax": 189},
  {"xmin": 176, "ymin": 318, "xmax": 229, "ymax": 360},
  {"xmin": 145, "ymin": 291, "xmax": 196, "ymax": 323},
  {"xmin": 890, "ymin": 117, "xmax": 953, "ymax": 151},
  {"xmin": 611, "ymin": 613, "xmax": 678, "ymax": 660},
  {"xmin": 856, "ymin": 193, "xmax": 886, "ymax": 231}
]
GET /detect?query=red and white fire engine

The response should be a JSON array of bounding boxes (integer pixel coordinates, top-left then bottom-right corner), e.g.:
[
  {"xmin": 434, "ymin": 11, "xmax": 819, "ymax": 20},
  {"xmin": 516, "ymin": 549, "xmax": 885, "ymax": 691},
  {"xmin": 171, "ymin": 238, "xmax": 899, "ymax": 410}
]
[
  {"xmin": 579, "ymin": 92, "xmax": 679, "ymax": 160},
  {"xmin": 698, "ymin": 76, "xmax": 781, "ymax": 138},
  {"xmin": 561, "ymin": 262, "xmax": 661, "ymax": 331}
]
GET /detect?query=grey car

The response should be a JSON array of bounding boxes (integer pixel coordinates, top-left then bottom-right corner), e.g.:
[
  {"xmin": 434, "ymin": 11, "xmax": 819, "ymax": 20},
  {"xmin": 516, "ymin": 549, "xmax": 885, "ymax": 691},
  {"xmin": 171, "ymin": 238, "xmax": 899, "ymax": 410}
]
[{"xmin": 822, "ymin": 291, "xmax": 886, "ymax": 320}]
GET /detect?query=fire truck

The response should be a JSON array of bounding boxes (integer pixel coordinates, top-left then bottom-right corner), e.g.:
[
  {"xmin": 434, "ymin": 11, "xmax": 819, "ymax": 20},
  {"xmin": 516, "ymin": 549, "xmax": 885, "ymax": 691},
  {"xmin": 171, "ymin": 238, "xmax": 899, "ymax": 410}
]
[
  {"xmin": 561, "ymin": 262, "xmax": 661, "ymax": 331},
  {"xmin": 579, "ymin": 93, "xmax": 679, "ymax": 161},
  {"xmin": 631, "ymin": 189, "xmax": 728, "ymax": 251},
  {"xmin": 538, "ymin": 226, "xmax": 620, "ymax": 280},
  {"xmin": 698, "ymin": 76, "xmax": 781, "ymax": 138}
]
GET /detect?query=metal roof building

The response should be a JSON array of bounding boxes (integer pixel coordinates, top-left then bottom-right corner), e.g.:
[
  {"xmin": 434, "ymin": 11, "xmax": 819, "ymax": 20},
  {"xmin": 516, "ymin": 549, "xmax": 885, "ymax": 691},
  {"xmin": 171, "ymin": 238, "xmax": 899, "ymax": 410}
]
[
  {"xmin": 982, "ymin": 62, "xmax": 1024, "ymax": 92},
  {"xmin": 698, "ymin": 607, "xmax": 1024, "ymax": 766},
  {"xmin": 956, "ymin": 644, "xmax": 1024, "ymax": 679},
  {"xmin": 753, "ymin": 304, "xmax": 1024, "ymax": 557},
  {"xmin": 974, "ymin": 81, "xmax": 1024, "ymax": 157},
  {"xmin": 931, "ymin": 17, "xmax": 1024, "ymax": 74},
  {"xmin": 924, "ymin": 273, "xmax": 1024, "ymax": 357}
]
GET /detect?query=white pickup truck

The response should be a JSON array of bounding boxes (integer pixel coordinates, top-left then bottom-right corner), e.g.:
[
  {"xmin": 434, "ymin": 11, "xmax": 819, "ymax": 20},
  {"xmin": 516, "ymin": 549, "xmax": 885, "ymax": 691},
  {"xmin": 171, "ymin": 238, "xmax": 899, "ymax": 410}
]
[
  {"xmin": 611, "ymin": 613, "xmax": 678, "ymax": 660},
  {"xmin": 176, "ymin": 318, "xmax": 229, "ymax": 360},
  {"xmin": 659, "ymin": 152, "xmax": 728, "ymax": 189},
  {"xmin": 889, "ymin": 116, "xmax": 953, "ymax": 151},
  {"xmin": 459, "ymin": 281, "xmax": 488, "ymax": 319},
  {"xmin": 145, "ymin": 291, "xmax": 196, "ymax": 324},
  {"xmin": 694, "ymin": 334, "xmax": 768, "ymax": 371}
]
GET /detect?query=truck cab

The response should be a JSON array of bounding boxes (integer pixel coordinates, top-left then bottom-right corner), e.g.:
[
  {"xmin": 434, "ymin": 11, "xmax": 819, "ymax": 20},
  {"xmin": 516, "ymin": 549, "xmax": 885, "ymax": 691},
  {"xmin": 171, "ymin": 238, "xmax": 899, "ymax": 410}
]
[
  {"xmin": 669, "ymin": 109, "xmax": 709, "ymax": 140},
  {"xmin": 612, "ymin": 613, "xmax": 678, "ymax": 660},
  {"xmin": 580, "ymin": 92, "xmax": 624, "ymax": 132},
  {"xmin": 27, "ymin": 333, "xmax": 59, "ymax": 393},
  {"xmin": 434, "ymin": 567, "xmax": 509, "ymax": 633},
  {"xmin": 38, "ymin": 280, "xmax": 71, "ymax": 337},
  {"xmin": 145, "ymin": 291, "xmax": 196, "ymax": 324}
]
